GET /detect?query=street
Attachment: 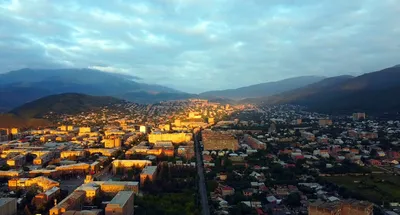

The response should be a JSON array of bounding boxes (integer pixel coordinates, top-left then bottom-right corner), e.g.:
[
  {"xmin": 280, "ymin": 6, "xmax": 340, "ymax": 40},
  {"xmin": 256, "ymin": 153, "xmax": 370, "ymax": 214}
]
[
  {"xmin": 194, "ymin": 132, "xmax": 210, "ymax": 215},
  {"xmin": 60, "ymin": 177, "xmax": 85, "ymax": 194}
]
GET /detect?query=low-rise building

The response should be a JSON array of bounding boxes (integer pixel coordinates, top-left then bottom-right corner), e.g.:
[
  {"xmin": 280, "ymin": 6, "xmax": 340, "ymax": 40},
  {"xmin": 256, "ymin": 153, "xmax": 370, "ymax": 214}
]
[
  {"xmin": 140, "ymin": 165, "xmax": 158, "ymax": 184},
  {"xmin": 0, "ymin": 198, "xmax": 17, "ymax": 215},
  {"xmin": 105, "ymin": 191, "xmax": 134, "ymax": 215}
]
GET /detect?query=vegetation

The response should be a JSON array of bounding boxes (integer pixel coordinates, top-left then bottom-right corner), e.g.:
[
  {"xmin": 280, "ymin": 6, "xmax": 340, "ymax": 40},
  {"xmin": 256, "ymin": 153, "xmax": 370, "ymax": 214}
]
[
  {"xmin": 10, "ymin": 93, "xmax": 123, "ymax": 118},
  {"xmin": 322, "ymin": 174, "xmax": 400, "ymax": 204},
  {"xmin": 135, "ymin": 190, "xmax": 200, "ymax": 215}
]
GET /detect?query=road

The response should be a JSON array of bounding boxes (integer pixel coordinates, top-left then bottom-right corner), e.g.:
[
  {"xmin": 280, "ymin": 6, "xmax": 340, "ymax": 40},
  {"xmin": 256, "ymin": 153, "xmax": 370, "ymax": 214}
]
[
  {"xmin": 60, "ymin": 177, "xmax": 84, "ymax": 194},
  {"xmin": 194, "ymin": 132, "xmax": 210, "ymax": 215}
]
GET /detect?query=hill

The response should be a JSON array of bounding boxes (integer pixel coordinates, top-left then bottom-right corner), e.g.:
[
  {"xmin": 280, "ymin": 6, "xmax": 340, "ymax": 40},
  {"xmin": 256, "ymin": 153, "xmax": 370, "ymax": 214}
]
[
  {"xmin": 200, "ymin": 76, "xmax": 325, "ymax": 100},
  {"xmin": 10, "ymin": 93, "xmax": 124, "ymax": 118},
  {"xmin": 255, "ymin": 65, "xmax": 400, "ymax": 114},
  {"xmin": 120, "ymin": 91, "xmax": 196, "ymax": 104},
  {"xmin": 0, "ymin": 68, "xmax": 183, "ymax": 110},
  {"xmin": 0, "ymin": 114, "xmax": 52, "ymax": 128}
]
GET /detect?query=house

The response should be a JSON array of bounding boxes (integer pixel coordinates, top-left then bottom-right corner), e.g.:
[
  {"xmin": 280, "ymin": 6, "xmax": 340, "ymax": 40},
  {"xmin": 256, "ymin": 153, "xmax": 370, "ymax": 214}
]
[
  {"xmin": 218, "ymin": 185, "xmax": 235, "ymax": 197},
  {"xmin": 242, "ymin": 188, "xmax": 255, "ymax": 197},
  {"xmin": 369, "ymin": 159, "xmax": 382, "ymax": 166}
]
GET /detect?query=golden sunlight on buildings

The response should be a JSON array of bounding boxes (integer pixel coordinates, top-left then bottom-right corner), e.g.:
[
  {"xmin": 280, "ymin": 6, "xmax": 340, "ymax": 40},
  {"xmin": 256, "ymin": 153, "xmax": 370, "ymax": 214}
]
[
  {"xmin": 148, "ymin": 132, "xmax": 192, "ymax": 144},
  {"xmin": 112, "ymin": 160, "xmax": 152, "ymax": 174},
  {"xmin": 8, "ymin": 176, "xmax": 59, "ymax": 191}
]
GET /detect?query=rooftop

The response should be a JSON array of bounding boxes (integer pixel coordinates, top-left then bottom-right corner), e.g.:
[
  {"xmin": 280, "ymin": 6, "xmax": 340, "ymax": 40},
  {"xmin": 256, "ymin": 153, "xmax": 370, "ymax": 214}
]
[
  {"xmin": 0, "ymin": 198, "xmax": 15, "ymax": 207},
  {"xmin": 108, "ymin": 191, "xmax": 134, "ymax": 207},
  {"xmin": 141, "ymin": 166, "xmax": 157, "ymax": 175}
]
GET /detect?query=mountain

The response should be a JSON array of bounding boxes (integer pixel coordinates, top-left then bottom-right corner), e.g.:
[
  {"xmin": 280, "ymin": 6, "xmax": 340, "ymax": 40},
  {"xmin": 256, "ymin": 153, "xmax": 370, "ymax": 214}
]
[
  {"xmin": 0, "ymin": 114, "xmax": 51, "ymax": 128},
  {"xmin": 0, "ymin": 68, "xmax": 184, "ymax": 111},
  {"xmin": 200, "ymin": 76, "xmax": 325, "ymax": 100},
  {"xmin": 120, "ymin": 91, "xmax": 196, "ymax": 104},
  {"xmin": 10, "ymin": 93, "xmax": 124, "ymax": 118},
  {"xmin": 256, "ymin": 65, "xmax": 400, "ymax": 114}
]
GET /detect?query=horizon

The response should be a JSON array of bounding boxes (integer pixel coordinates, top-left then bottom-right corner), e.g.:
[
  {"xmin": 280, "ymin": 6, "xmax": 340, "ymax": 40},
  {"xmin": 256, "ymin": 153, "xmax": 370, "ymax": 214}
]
[{"xmin": 1, "ymin": 0, "xmax": 400, "ymax": 93}]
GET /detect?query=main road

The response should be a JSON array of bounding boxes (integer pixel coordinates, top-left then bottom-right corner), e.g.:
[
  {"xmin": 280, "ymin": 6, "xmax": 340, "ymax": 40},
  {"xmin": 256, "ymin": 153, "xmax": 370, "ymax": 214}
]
[{"xmin": 194, "ymin": 131, "xmax": 210, "ymax": 215}]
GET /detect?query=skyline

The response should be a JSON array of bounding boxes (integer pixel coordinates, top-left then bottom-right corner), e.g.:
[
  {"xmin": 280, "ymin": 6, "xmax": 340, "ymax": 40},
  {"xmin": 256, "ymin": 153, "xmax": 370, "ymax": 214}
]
[{"xmin": 1, "ymin": 0, "xmax": 400, "ymax": 93}]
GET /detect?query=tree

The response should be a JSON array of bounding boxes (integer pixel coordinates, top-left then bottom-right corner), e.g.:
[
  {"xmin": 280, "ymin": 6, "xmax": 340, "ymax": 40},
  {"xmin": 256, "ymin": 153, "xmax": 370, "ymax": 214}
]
[
  {"xmin": 0, "ymin": 164, "xmax": 10, "ymax": 171},
  {"xmin": 286, "ymin": 192, "xmax": 301, "ymax": 207}
]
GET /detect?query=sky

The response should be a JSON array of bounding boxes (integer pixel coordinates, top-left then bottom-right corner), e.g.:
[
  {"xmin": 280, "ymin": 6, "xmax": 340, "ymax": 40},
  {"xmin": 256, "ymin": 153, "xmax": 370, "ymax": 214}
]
[{"xmin": 0, "ymin": 0, "xmax": 399, "ymax": 93}]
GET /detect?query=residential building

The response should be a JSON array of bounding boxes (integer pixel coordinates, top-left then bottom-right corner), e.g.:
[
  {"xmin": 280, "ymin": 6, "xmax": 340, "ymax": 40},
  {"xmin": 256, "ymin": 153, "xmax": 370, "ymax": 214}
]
[{"xmin": 105, "ymin": 191, "xmax": 134, "ymax": 215}]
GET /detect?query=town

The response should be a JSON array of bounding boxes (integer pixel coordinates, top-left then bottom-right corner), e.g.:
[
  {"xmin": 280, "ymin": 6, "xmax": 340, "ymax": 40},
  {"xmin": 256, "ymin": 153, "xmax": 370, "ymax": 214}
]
[{"xmin": 0, "ymin": 100, "xmax": 399, "ymax": 215}]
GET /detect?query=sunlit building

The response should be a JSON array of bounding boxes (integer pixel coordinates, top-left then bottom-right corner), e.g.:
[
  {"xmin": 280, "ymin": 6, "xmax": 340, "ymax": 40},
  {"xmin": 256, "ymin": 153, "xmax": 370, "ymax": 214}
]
[{"xmin": 148, "ymin": 133, "xmax": 192, "ymax": 144}]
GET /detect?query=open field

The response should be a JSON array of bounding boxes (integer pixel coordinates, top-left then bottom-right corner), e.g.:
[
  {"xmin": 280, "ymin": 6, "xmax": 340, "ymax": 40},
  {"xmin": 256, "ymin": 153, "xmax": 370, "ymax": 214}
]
[{"xmin": 324, "ymin": 174, "xmax": 400, "ymax": 203}]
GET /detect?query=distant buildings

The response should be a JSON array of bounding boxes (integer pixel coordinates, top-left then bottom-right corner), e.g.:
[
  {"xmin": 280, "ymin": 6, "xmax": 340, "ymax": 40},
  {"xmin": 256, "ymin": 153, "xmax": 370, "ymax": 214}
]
[
  {"xmin": 8, "ymin": 176, "xmax": 59, "ymax": 191},
  {"xmin": 308, "ymin": 200, "xmax": 373, "ymax": 215},
  {"xmin": 104, "ymin": 136, "xmax": 122, "ymax": 148},
  {"xmin": 243, "ymin": 134, "xmax": 267, "ymax": 150},
  {"xmin": 148, "ymin": 133, "xmax": 192, "ymax": 144},
  {"xmin": 319, "ymin": 119, "xmax": 333, "ymax": 126},
  {"xmin": 353, "ymin": 113, "xmax": 366, "ymax": 121},
  {"xmin": 202, "ymin": 130, "xmax": 239, "ymax": 151}
]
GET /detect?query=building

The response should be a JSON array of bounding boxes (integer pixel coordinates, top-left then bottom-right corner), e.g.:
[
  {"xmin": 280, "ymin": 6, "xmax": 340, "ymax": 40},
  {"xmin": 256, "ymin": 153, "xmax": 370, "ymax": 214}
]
[
  {"xmin": 8, "ymin": 176, "xmax": 59, "ymax": 191},
  {"xmin": 0, "ymin": 198, "xmax": 17, "ymax": 215},
  {"xmin": 112, "ymin": 160, "xmax": 152, "ymax": 174},
  {"xmin": 86, "ymin": 148, "xmax": 118, "ymax": 157},
  {"xmin": 139, "ymin": 126, "xmax": 148, "ymax": 134},
  {"xmin": 243, "ymin": 134, "xmax": 267, "ymax": 150},
  {"xmin": 33, "ymin": 151, "xmax": 53, "ymax": 165},
  {"xmin": 153, "ymin": 141, "xmax": 174, "ymax": 149},
  {"xmin": 99, "ymin": 181, "xmax": 139, "ymax": 195},
  {"xmin": 49, "ymin": 190, "xmax": 86, "ymax": 215},
  {"xmin": 0, "ymin": 170, "xmax": 22, "ymax": 178},
  {"xmin": 105, "ymin": 191, "xmax": 134, "ymax": 215},
  {"xmin": 319, "ymin": 119, "xmax": 333, "ymax": 126},
  {"xmin": 353, "ymin": 113, "xmax": 366, "ymax": 121},
  {"xmin": 61, "ymin": 150, "xmax": 86, "ymax": 159},
  {"xmin": 140, "ymin": 165, "xmax": 158, "ymax": 184},
  {"xmin": 308, "ymin": 200, "xmax": 373, "ymax": 215},
  {"xmin": 202, "ymin": 130, "xmax": 239, "ymax": 151},
  {"xmin": 104, "ymin": 136, "xmax": 122, "ymax": 148},
  {"xmin": 7, "ymin": 154, "xmax": 25, "ymax": 167},
  {"xmin": 148, "ymin": 133, "xmax": 192, "ymax": 144},
  {"xmin": 33, "ymin": 186, "xmax": 60, "ymax": 206},
  {"xmin": 79, "ymin": 127, "xmax": 92, "ymax": 134}
]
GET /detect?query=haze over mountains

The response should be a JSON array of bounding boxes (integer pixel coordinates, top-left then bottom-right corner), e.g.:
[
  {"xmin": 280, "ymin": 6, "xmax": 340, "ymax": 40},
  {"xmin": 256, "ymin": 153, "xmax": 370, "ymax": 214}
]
[
  {"xmin": 0, "ymin": 68, "xmax": 189, "ymax": 111},
  {"xmin": 1, "ymin": 65, "xmax": 400, "ymax": 116},
  {"xmin": 200, "ymin": 76, "xmax": 326, "ymax": 99},
  {"xmin": 250, "ymin": 65, "xmax": 400, "ymax": 114}
]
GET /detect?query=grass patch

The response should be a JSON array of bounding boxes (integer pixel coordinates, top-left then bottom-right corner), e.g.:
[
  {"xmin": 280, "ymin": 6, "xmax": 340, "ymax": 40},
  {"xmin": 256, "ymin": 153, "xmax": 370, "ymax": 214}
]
[{"xmin": 325, "ymin": 175, "xmax": 400, "ymax": 203}]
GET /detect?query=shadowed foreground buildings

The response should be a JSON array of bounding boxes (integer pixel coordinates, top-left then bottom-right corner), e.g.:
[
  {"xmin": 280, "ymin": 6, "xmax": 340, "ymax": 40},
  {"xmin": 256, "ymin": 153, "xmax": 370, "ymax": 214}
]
[
  {"xmin": 105, "ymin": 191, "xmax": 134, "ymax": 215},
  {"xmin": 308, "ymin": 200, "xmax": 373, "ymax": 215},
  {"xmin": 0, "ymin": 198, "xmax": 17, "ymax": 215}
]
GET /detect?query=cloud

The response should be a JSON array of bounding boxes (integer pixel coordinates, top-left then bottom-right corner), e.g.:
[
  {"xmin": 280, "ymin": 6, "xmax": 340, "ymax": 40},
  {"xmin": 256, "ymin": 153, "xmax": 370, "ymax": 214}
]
[{"xmin": 0, "ymin": 0, "xmax": 399, "ymax": 93}]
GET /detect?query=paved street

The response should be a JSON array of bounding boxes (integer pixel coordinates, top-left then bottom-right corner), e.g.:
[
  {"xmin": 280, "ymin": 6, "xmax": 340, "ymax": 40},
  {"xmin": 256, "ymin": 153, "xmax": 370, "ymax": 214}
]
[
  {"xmin": 194, "ymin": 132, "xmax": 210, "ymax": 215},
  {"xmin": 60, "ymin": 177, "xmax": 84, "ymax": 194}
]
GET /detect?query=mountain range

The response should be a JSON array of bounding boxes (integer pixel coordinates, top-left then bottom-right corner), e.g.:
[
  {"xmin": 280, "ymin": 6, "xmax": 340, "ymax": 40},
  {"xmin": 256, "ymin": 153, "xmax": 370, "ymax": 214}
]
[
  {"xmin": 250, "ymin": 65, "xmax": 400, "ymax": 114},
  {"xmin": 0, "ymin": 68, "xmax": 190, "ymax": 111},
  {"xmin": 1, "ymin": 65, "xmax": 400, "ymax": 117},
  {"xmin": 199, "ymin": 76, "xmax": 325, "ymax": 99}
]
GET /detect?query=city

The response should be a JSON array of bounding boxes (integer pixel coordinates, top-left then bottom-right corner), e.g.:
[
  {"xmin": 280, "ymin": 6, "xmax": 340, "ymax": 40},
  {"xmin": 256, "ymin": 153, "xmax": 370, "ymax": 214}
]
[
  {"xmin": 1, "ymin": 0, "xmax": 400, "ymax": 215},
  {"xmin": 0, "ymin": 99, "xmax": 399, "ymax": 215}
]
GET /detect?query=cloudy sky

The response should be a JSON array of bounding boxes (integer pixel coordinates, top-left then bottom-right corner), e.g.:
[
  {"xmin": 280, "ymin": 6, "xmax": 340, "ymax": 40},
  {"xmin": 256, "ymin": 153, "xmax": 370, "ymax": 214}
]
[{"xmin": 0, "ymin": 0, "xmax": 399, "ymax": 93}]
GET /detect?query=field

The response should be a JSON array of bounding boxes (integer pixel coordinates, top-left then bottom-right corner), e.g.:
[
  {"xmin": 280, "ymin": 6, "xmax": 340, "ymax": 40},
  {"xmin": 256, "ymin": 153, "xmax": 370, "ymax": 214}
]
[{"xmin": 325, "ymin": 174, "xmax": 400, "ymax": 203}]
